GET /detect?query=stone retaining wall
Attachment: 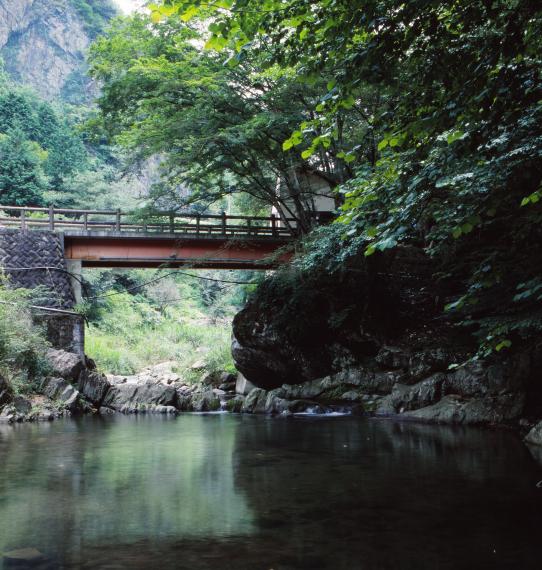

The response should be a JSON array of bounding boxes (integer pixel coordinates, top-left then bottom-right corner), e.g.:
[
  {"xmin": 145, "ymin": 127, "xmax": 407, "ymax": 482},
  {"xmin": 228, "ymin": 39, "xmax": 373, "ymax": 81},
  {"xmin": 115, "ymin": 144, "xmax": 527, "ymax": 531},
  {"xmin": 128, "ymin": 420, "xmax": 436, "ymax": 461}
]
[{"xmin": 0, "ymin": 229, "xmax": 84, "ymax": 354}]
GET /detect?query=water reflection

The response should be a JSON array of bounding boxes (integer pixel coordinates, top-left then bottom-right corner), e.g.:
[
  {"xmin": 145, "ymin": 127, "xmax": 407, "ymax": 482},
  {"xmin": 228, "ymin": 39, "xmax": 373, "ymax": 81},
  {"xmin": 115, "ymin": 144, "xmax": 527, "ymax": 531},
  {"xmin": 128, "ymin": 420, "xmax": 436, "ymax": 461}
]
[
  {"xmin": 0, "ymin": 416, "xmax": 254, "ymax": 568},
  {"xmin": 0, "ymin": 415, "xmax": 541, "ymax": 569}
]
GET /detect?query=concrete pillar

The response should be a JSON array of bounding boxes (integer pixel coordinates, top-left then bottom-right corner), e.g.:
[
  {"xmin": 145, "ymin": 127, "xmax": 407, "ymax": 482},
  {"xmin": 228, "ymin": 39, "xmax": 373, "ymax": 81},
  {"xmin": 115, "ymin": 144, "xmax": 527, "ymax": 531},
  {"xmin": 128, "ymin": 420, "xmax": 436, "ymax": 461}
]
[{"xmin": 65, "ymin": 259, "xmax": 82, "ymax": 305}]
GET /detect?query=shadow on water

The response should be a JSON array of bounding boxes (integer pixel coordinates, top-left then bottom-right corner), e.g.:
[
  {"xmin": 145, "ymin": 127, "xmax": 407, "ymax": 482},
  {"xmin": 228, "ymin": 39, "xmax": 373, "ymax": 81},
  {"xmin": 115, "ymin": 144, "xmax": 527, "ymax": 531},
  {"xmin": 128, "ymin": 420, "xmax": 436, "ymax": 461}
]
[{"xmin": 0, "ymin": 414, "xmax": 541, "ymax": 569}]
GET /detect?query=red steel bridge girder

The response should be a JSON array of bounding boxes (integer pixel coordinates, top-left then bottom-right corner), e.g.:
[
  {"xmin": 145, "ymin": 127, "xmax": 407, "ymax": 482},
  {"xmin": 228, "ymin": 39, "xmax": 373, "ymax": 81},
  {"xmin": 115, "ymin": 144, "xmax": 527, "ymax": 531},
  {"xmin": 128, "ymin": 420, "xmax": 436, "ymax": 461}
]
[{"xmin": 64, "ymin": 236, "xmax": 293, "ymax": 270}]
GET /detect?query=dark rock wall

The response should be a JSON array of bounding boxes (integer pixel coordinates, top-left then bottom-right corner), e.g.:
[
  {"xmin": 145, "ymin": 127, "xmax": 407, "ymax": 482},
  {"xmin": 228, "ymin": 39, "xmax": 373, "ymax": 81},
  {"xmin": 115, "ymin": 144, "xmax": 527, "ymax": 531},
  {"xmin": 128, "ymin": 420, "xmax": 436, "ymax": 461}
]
[
  {"xmin": 232, "ymin": 247, "xmax": 458, "ymax": 390},
  {"xmin": 232, "ymin": 247, "xmax": 541, "ymax": 424},
  {"xmin": 0, "ymin": 0, "xmax": 99, "ymax": 101}
]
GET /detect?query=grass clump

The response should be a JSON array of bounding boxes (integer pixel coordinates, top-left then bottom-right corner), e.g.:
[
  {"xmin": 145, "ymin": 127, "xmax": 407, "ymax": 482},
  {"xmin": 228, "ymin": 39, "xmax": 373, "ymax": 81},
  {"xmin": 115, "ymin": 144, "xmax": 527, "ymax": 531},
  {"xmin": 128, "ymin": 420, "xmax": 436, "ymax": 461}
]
[{"xmin": 82, "ymin": 271, "xmax": 242, "ymax": 380}]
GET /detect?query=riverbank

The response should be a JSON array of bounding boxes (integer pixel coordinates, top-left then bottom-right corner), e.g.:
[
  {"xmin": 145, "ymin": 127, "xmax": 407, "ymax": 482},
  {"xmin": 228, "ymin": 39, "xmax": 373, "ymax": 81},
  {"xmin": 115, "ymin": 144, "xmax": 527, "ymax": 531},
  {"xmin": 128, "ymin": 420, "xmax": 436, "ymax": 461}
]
[{"xmin": 2, "ymin": 348, "xmax": 542, "ymax": 453}]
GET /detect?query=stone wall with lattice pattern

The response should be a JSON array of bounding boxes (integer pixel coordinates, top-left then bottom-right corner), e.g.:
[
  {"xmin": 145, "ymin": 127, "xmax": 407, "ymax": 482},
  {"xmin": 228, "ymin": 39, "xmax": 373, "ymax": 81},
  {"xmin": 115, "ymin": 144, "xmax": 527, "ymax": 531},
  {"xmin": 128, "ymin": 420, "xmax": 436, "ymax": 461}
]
[{"xmin": 0, "ymin": 229, "xmax": 75, "ymax": 309}]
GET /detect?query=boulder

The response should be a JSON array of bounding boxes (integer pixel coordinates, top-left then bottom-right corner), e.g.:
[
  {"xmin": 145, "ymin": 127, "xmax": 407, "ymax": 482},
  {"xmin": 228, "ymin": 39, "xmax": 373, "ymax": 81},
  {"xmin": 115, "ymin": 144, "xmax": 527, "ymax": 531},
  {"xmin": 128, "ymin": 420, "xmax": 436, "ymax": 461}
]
[
  {"xmin": 281, "ymin": 377, "xmax": 325, "ymax": 400},
  {"xmin": 375, "ymin": 346, "xmax": 410, "ymax": 370},
  {"xmin": 77, "ymin": 369, "xmax": 110, "ymax": 407},
  {"xmin": 12, "ymin": 396, "xmax": 32, "ymax": 414},
  {"xmin": 402, "ymin": 393, "xmax": 525, "ymax": 424},
  {"xmin": 525, "ymin": 421, "xmax": 542, "ymax": 446},
  {"xmin": 220, "ymin": 372, "xmax": 237, "ymax": 384},
  {"xmin": 232, "ymin": 247, "xmax": 436, "ymax": 390},
  {"xmin": 176, "ymin": 393, "xmax": 194, "ymax": 411},
  {"xmin": 0, "ymin": 374, "xmax": 12, "ymax": 407},
  {"xmin": 235, "ymin": 373, "xmax": 256, "ymax": 396},
  {"xmin": 39, "ymin": 377, "xmax": 81, "ymax": 412},
  {"xmin": 381, "ymin": 373, "xmax": 445, "ymax": 413},
  {"xmin": 0, "ymin": 405, "xmax": 19, "ymax": 423},
  {"xmin": 45, "ymin": 349, "xmax": 84, "ymax": 381},
  {"xmin": 190, "ymin": 390, "xmax": 221, "ymax": 412},
  {"xmin": 408, "ymin": 349, "xmax": 454, "ymax": 381},
  {"xmin": 225, "ymin": 395, "xmax": 245, "ymax": 412},
  {"xmin": 241, "ymin": 388, "xmax": 268, "ymax": 413},
  {"xmin": 102, "ymin": 382, "xmax": 177, "ymax": 413},
  {"xmin": 200, "ymin": 371, "xmax": 221, "ymax": 386}
]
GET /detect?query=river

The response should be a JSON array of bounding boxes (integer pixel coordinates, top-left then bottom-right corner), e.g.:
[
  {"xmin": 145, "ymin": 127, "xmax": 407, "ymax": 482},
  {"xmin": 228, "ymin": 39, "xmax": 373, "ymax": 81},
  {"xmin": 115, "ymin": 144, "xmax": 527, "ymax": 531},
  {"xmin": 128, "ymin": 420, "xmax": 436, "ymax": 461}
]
[{"xmin": 0, "ymin": 414, "xmax": 541, "ymax": 569}]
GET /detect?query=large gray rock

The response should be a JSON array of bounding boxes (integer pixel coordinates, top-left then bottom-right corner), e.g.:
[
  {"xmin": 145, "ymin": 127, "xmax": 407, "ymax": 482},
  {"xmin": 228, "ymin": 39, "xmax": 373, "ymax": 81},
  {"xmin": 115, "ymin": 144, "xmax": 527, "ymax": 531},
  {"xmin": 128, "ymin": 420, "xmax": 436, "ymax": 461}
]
[
  {"xmin": 0, "ymin": 374, "xmax": 12, "ymax": 407},
  {"xmin": 232, "ymin": 247, "xmax": 437, "ymax": 390},
  {"xmin": 12, "ymin": 396, "xmax": 32, "ymax": 414},
  {"xmin": 280, "ymin": 367, "xmax": 402, "ymax": 402},
  {"xmin": 46, "ymin": 349, "xmax": 84, "ymax": 381},
  {"xmin": 225, "ymin": 395, "xmax": 245, "ymax": 412},
  {"xmin": 241, "ymin": 387, "xmax": 325, "ymax": 415},
  {"xmin": 525, "ymin": 421, "xmax": 542, "ymax": 446},
  {"xmin": 235, "ymin": 373, "xmax": 256, "ymax": 395},
  {"xmin": 77, "ymin": 369, "xmax": 110, "ymax": 407},
  {"xmin": 280, "ymin": 378, "xmax": 326, "ymax": 400},
  {"xmin": 402, "ymin": 393, "xmax": 525, "ymax": 424},
  {"xmin": 190, "ymin": 390, "xmax": 221, "ymax": 412},
  {"xmin": 241, "ymin": 388, "xmax": 268, "ymax": 413},
  {"xmin": 381, "ymin": 373, "xmax": 445, "ymax": 413},
  {"xmin": 39, "ymin": 377, "xmax": 81, "ymax": 412},
  {"xmin": 102, "ymin": 382, "xmax": 177, "ymax": 413}
]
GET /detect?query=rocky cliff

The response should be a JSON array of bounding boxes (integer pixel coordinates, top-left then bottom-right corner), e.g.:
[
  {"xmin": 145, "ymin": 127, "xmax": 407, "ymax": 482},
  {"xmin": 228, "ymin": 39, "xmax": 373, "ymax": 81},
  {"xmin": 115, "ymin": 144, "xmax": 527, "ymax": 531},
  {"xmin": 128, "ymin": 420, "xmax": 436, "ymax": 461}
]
[
  {"xmin": 0, "ymin": 0, "xmax": 116, "ymax": 101},
  {"xmin": 232, "ymin": 247, "xmax": 542, "ymax": 426}
]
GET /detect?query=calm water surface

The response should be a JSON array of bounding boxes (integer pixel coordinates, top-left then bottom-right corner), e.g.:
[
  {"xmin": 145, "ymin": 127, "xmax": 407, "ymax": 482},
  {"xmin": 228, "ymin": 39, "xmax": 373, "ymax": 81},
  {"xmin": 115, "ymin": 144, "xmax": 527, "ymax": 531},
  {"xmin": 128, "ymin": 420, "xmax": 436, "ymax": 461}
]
[{"xmin": 0, "ymin": 414, "xmax": 541, "ymax": 569}]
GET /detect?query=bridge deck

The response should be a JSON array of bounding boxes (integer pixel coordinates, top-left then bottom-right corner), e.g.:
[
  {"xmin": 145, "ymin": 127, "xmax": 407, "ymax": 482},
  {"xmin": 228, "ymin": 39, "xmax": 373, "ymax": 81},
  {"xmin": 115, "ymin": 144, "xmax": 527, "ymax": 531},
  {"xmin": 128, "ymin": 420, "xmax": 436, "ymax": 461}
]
[{"xmin": 0, "ymin": 205, "xmax": 295, "ymax": 269}]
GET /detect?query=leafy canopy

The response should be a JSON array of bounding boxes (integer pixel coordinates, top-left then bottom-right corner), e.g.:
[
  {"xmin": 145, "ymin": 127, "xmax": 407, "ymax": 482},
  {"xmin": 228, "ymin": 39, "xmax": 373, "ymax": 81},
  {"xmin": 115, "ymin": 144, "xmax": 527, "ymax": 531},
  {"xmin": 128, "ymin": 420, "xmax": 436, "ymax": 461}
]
[{"xmin": 90, "ymin": 0, "xmax": 542, "ymax": 353}]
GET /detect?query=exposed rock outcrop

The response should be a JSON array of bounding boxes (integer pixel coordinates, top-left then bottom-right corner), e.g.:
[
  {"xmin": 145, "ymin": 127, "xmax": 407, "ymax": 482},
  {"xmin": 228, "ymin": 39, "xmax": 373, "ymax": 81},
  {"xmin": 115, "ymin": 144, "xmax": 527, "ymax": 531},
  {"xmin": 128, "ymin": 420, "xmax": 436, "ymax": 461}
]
[
  {"xmin": 77, "ymin": 369, "xmax": 110, "ymax": 407},
  {"xmin": 0, "ymin": 373, "xmax": 12, "ymax": 407},
  {"xmin": 102, "ymin": 383, "xmax": 178, "ymax": 414},
  {"xmin": 232, "ymin": 248, "xmax": 540, "ymax": 425},
  {"xmin": 0, "ymin": 0, "xmax": 114, "ymax": 101},
  {"xmin": 525, "ymin": 421, "xmax": 542, "ymax": 446},
  {"xmin": 46, "ymin": 348, "xmax": 85, "ymax": 381},
  {"xmin": 39, "ymin": 376, "xmax": 81, "ymax": 412}
]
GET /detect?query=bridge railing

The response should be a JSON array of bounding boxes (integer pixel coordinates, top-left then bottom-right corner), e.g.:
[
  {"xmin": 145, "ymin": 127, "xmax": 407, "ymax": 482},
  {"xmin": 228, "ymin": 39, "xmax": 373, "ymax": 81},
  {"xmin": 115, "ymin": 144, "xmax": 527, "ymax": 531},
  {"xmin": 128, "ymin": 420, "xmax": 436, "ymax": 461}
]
[{"xmin": 0, "ymin": 205, "xmax": 297, "ymax": 239}]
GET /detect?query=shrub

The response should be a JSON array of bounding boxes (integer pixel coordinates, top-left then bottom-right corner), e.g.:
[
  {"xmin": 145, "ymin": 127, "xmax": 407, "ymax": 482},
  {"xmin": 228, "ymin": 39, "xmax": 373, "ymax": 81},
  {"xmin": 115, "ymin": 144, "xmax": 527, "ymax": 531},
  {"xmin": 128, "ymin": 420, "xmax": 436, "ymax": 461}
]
[{"xmin": 0, "ymin": 283, "xmax": 50, "ymax": 393}]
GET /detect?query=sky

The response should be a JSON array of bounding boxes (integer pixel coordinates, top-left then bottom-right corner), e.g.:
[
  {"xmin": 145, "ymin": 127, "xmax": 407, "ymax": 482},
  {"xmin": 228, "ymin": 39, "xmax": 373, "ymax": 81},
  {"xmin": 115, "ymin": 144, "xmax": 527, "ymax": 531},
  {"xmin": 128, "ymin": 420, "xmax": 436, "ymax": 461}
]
[{"xmin": 113, "ymin": 0, "xmax": 143, "ymax": 14}]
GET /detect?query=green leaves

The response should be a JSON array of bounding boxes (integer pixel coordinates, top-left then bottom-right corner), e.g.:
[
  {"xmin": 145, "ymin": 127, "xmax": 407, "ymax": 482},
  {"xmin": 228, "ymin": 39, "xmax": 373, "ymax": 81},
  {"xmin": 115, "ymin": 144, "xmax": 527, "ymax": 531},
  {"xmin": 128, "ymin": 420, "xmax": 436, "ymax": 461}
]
[
  {"xmin": 204, "ymin": 35, "xmax": 228, "ymax": 51},
  {"xmin": 495, "ymin": 339, "xmax": 512, "ymax": 352},
  {"xmin": 377, "ymin": 132, "xmax": 406, "ymax": 151},
  {"xmin": 446, "ymin": 129, "xmax": 465, "ymax": 144},
  {"xmin": 451, "ymin": 215, "xmax": 481, "ymax": 239},
  {"xmin": 520, "ymin": 190, "xmax": 541, "ymax": 207},
  {"xmin": 282, "ymin": 130, "xmax": 303, "ymax": 151}
]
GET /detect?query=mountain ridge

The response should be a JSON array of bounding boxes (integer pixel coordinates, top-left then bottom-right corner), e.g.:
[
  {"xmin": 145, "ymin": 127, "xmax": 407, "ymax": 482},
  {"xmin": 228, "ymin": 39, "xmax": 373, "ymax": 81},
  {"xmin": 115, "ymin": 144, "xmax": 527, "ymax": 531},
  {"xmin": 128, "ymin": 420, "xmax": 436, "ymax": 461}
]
[{"xmin": 0, "ymin": 0, "xmax": 117, "ymax": 102}]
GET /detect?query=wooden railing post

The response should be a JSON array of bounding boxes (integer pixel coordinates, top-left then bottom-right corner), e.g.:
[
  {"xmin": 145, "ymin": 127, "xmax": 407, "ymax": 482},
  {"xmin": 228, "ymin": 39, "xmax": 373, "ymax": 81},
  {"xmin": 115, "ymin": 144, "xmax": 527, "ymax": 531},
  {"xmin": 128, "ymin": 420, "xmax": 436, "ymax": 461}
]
[
  {"xmin": 222, "ymin": 211, "xmax": 227, "ymax": 235},
  {"xmin": 169, "ymin": 213, "xmax": 175, "ymax": 234},
  {"xmin": 247, "ymin": 218, "xmax": 252, "ymax": 236},
  {"xmin": 21, "ymin": 208, "xmax": 26, "ymax": 231},
  {"xmin": 115, "ymin": 209, "xmax": 121, "ymax": 232},
  {"xmin": 271, "ymin": 213, "xmax": 277, "ymax": 236},
  {"xmin": 196, "ymin": 214, "xmax": 201, "ymax": 236},
  {"xmin": 84, "ymin": 212, "xmax": 88, "ymax": 231},
  {"xmin": 48, "ymin": 204, "xmax": 54, "ymax": 231}
]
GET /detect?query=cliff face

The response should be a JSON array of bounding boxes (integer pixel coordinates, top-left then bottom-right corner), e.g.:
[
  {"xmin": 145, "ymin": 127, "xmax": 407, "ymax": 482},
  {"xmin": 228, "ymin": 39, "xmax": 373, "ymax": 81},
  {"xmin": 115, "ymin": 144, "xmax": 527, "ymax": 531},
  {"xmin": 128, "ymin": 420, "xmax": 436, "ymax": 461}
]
[
  {"xmin": 0, "ymin": 0, "xmax": 115, "ymax": 101},
  {"xmin": 232, "ymin": 248, "xmax": 542, "ymax": 425}
]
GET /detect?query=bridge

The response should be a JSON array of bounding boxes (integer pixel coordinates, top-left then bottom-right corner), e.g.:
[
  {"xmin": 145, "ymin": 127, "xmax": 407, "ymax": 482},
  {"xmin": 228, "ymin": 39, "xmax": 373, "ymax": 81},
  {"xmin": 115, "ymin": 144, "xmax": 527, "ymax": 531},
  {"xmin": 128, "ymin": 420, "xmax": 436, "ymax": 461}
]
[
  {"xmin": 0, "ymin": 204, "xmax": 302, "ymax": 356},
  {"xmin": 0, "ymin": 205, "xmax": 295, "ymax": 271}
]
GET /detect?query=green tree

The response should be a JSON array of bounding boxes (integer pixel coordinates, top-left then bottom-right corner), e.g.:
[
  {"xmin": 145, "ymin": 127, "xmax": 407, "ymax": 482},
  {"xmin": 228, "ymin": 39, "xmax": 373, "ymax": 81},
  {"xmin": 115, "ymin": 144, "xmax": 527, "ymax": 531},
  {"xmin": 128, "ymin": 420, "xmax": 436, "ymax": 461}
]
[
  {"xmin": 0, "ymin": 128, "xmax": 47, "ymax": 206},
  {"xmin": 145, "ymin": 0, "xmax": 542, "ymax": 353},
  {"xmin": 88, "ymin": 13, "xmax": 368, "ymax": 232}
]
